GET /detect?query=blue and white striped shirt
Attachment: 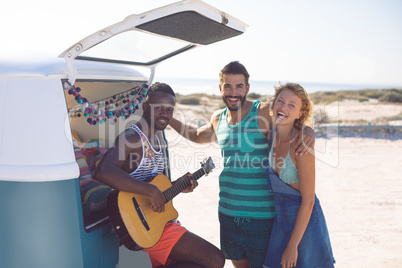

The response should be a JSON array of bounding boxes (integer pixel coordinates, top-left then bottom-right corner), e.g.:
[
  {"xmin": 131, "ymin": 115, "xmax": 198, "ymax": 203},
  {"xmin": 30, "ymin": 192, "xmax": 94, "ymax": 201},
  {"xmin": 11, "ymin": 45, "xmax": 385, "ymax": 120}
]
[{"xmin": 129, "ymin": 124, "xmax": 164, "ymax": 182}]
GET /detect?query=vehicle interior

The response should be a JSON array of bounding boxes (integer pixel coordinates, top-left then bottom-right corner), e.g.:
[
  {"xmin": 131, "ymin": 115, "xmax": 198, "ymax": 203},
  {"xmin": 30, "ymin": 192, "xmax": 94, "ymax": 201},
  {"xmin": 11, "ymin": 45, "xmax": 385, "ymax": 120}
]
[{"xmin": 64, "ymin": 78, "xmax": 175, "ymax": 232}]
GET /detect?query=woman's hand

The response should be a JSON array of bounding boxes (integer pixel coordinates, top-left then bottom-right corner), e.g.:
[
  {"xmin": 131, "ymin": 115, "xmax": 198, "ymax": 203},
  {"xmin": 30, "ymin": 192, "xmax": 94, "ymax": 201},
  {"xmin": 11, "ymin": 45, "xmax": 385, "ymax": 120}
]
[{"xmin": 281, "ymin": 244, "xmax": 298, "ymax": 268}]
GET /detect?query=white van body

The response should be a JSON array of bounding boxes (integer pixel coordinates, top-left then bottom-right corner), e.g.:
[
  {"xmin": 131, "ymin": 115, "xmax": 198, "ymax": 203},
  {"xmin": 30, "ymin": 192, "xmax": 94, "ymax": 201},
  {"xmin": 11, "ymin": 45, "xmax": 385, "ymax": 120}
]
[{"xmin": 0, "ymin": 1, "xmax": 246, "ymax": 267}]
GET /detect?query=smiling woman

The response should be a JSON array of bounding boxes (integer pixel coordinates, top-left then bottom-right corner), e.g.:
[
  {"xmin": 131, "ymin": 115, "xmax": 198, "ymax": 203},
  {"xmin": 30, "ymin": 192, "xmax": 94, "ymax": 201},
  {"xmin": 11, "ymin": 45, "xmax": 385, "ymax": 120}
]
[
  {"xmin": 270, "ymin": 83, "xmax": 313, "ymax": 130},
  {"xmin": 264, "ymin": 83, "xmax": 335, "ymax": 268}
]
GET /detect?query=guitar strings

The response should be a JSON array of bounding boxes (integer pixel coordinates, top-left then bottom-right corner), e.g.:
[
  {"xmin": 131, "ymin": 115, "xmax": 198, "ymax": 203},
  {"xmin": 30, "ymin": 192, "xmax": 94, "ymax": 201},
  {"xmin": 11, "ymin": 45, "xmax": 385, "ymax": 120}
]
[
  {"xmin": 163, "ymin": 169, "xmax": 204, "ymax": 201},
  {"xmin": 133, "ymin": 169, "xmax": 206, "ymax": 218}
]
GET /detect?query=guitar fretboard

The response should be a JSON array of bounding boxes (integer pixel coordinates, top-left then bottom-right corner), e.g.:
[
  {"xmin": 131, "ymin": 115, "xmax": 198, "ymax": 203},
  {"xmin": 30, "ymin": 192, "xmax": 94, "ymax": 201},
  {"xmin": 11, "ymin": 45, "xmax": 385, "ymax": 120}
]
[{"xmin": 163, "ymin": 168, "xmax": 205, "ymax": 202}]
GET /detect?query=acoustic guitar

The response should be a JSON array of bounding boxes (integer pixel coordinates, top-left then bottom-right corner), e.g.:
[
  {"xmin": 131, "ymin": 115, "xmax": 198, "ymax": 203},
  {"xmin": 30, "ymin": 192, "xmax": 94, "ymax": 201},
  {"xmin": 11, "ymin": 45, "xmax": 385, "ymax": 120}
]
[{"xmin": 107, "ymin": 157, "xmax": 215, "ymax": 250}]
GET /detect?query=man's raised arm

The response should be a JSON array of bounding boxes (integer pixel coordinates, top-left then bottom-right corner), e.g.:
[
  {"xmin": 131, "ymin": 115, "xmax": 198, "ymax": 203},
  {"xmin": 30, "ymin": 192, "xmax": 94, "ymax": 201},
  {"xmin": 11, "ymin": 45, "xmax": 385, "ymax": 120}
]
[{"xmin": 169, "ymin": 110, "xmax": 221, "ymax": 144}]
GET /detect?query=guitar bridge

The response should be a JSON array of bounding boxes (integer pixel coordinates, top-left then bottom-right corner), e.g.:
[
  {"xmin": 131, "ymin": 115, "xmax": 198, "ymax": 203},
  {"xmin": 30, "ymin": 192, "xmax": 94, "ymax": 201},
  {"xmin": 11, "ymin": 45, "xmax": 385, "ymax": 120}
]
[{"xmin": 132, "ymin": 197, "xmax": 150, "ymax": 231}]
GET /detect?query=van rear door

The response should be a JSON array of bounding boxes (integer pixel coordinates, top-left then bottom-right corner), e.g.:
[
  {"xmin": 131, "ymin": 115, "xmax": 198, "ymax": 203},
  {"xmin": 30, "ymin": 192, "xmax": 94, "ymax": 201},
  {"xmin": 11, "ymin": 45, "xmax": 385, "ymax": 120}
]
[{"xmin": 59, "ymin": 0, "xmax": 248, "ymax": 84}]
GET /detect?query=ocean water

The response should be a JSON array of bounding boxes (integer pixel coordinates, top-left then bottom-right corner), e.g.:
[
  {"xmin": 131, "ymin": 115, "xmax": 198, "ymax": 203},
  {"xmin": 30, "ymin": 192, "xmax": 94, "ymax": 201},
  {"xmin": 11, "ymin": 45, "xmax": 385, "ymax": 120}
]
[{"xmin": 154, "ymin": 77, "xmax": 388, "ymax": 96}]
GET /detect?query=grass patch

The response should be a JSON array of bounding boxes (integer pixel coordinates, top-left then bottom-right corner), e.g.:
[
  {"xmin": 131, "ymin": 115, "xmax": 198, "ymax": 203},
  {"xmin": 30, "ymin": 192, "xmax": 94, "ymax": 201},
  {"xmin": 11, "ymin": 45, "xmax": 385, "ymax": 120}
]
[
  {"xmin": 310, "ymin": 88, "xmax": 402, "ymax": 104},
  {"xmin": 372, "ymin": 111, "xmax": 402, "ymax": 125},
  {"xmin": 248, "ymin": 93, "xmax": 262, "ymax": 100},
  {"xmin": 379, "ymin": 90, "xmax": 402, "ymax": 103},
  {"xmin": 179, "ymin": 97, "xmax": 200, "ymax": 105}
]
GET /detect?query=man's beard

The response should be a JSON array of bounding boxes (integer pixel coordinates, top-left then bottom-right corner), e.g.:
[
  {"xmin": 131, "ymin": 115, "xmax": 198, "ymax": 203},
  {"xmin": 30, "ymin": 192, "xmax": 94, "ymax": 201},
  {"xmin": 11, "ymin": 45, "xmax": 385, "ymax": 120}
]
[{"xmin": 222, "ymin": 95, "xmax": 247, "ymax": 111}]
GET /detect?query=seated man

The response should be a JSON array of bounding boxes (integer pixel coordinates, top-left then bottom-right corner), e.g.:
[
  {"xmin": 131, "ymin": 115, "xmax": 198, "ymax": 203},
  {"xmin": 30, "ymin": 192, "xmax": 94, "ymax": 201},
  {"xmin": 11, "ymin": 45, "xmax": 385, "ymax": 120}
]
[{"xmin": 95, "ymin": 82, "xmax": 225, "ymax": 268}]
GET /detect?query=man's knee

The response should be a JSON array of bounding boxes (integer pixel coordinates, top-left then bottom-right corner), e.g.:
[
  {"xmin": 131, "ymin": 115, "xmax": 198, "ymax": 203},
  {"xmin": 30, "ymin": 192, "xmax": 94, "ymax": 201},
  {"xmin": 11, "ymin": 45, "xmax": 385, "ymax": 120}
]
[
  {"xmin": 206, "ymin": 248, "xmax": 225, "ymax": 268},
  {"xmin": 231, "ymin": 258, "xmax": 250, "ymax": 268}
]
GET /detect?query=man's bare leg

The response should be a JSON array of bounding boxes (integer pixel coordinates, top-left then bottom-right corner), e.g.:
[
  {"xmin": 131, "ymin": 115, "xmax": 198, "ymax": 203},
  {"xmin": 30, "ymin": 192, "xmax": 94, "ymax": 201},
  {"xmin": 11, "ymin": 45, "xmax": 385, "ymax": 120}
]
[
  {"xmin": 231, "ymin": 258, "xmax": 250, "ymax": 268},
  {"xmin": 167, "ymin": 231, "xmax": 225, "ymax": 268}
]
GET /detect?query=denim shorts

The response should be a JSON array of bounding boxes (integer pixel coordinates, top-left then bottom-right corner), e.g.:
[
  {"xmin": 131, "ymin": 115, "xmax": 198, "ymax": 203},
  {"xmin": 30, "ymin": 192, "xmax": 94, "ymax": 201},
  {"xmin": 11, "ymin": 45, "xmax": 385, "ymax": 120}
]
[{"xmin": 219, "ymin": 212, "xmax": 274, "ymax": 268}]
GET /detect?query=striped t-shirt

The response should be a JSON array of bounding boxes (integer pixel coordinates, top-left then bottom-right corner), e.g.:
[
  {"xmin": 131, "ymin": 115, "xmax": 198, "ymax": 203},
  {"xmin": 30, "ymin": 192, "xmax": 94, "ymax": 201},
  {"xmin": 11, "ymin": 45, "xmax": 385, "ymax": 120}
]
[
  {"xmin": 129, "ymin": 124, "xmax": 164, "ymax": 182},
  {"xmin": 216, "ymin": 100, "xmax": 276, "ymax": 219}
]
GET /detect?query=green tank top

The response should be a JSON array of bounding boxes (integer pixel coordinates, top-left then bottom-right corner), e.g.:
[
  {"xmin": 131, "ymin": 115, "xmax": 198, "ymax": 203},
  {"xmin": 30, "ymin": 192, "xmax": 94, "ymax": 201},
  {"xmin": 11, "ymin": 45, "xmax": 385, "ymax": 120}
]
[{"xmin": 216, "ymin": 100, "xmax": 276, "ymax": 219}]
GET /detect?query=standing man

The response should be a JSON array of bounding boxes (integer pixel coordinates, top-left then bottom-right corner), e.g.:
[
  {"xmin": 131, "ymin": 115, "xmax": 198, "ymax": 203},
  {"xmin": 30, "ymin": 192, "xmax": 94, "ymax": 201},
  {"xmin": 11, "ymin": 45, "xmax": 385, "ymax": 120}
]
[
  {"xmin": 169, "ymin": 62, "xmax": 315, "ymax": 268},
  {"xmin": 96, "ymin": 82, "xmax": 225, "ymax": 268}
]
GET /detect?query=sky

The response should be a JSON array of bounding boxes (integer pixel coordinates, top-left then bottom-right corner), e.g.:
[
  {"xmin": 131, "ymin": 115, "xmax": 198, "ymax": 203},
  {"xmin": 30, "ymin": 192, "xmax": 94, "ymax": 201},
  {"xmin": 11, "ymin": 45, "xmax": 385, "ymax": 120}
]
[{"xmin": 1, "ymin": 0, "xmax": 402, "ymax": 88}]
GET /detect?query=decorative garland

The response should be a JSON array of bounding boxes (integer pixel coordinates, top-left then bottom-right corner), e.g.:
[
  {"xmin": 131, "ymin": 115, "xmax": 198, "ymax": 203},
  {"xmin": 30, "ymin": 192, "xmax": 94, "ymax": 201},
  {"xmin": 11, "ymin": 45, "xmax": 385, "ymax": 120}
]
[{"xmin": 65, "ymin": 82, "xmax": 148, "ymax": 125}]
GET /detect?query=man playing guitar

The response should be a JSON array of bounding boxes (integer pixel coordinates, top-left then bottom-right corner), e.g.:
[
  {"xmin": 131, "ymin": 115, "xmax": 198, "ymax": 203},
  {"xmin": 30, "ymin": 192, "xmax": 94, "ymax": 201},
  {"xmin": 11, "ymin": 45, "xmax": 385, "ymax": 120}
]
[{"xmin": 95, "ymin": 82, "xmax": 225, "ymax": 268}]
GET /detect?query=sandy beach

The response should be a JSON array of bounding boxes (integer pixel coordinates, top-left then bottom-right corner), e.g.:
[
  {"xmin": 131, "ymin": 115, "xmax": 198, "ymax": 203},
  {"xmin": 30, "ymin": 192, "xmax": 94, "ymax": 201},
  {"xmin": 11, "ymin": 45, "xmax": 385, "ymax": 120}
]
[{"xmin": 163, "ymin": 99, "xmax": 402, "ymax": 267}]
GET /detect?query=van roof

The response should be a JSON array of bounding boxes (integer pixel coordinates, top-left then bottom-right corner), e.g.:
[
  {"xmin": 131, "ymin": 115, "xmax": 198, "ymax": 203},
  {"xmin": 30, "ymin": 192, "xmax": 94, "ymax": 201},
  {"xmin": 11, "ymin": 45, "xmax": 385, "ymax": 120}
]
[{"xmin": 0, "ymin": 60, "xmax": 147, "ymax": 81}]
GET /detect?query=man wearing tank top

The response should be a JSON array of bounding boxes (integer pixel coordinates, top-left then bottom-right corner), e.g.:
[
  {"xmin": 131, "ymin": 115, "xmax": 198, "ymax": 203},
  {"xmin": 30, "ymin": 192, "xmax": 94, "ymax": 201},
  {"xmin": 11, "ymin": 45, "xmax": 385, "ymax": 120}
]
[
  {"xmin": 169, "ymin": 62, "xmax": 315, "ymax": 268},
  {"xmin": 96, "ymin": 83, "xmax": 225, "ymax": 268}
]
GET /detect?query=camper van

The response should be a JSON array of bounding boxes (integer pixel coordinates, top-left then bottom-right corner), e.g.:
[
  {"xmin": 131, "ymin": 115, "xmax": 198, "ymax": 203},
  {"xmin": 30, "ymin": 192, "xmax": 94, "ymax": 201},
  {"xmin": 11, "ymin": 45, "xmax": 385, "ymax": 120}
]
[{"xmin": 0, "ymin": 0, "xmax": 247, "ymax": 267}]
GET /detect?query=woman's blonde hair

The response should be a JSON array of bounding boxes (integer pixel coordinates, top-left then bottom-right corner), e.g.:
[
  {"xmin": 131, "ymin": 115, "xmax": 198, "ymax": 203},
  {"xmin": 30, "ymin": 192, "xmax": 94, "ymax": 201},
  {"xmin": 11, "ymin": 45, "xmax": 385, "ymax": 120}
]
[{"xmin": 270, "ymin": 82, "xmax": 314, "ymax": 130}]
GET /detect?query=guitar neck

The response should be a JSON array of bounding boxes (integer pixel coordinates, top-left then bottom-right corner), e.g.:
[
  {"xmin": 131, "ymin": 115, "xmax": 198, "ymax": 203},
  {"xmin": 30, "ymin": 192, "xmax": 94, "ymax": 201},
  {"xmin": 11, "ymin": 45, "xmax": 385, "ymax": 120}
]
[{"xmin": 163, "ymin": 167, "xmax": 206, "ymax": 202}]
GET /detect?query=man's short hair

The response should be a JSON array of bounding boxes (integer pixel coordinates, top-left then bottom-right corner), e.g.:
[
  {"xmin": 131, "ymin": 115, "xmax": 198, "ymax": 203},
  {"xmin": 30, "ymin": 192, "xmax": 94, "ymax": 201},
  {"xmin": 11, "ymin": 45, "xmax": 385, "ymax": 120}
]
[
  {"xmin": 146, "ymin": 82, "xmax": 175, "ymax": 101},
  {"xmin": 219, "ymin": 61, "xmax": 250, "ymax": 85}
]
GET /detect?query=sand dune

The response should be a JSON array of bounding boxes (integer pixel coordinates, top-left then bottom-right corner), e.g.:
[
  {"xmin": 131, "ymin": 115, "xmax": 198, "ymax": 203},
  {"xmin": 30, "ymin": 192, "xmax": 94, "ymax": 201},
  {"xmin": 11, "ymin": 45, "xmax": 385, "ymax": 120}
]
[{"xmin": 314, "ymin": 98, "xmax": 402, "ymax": 124}]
